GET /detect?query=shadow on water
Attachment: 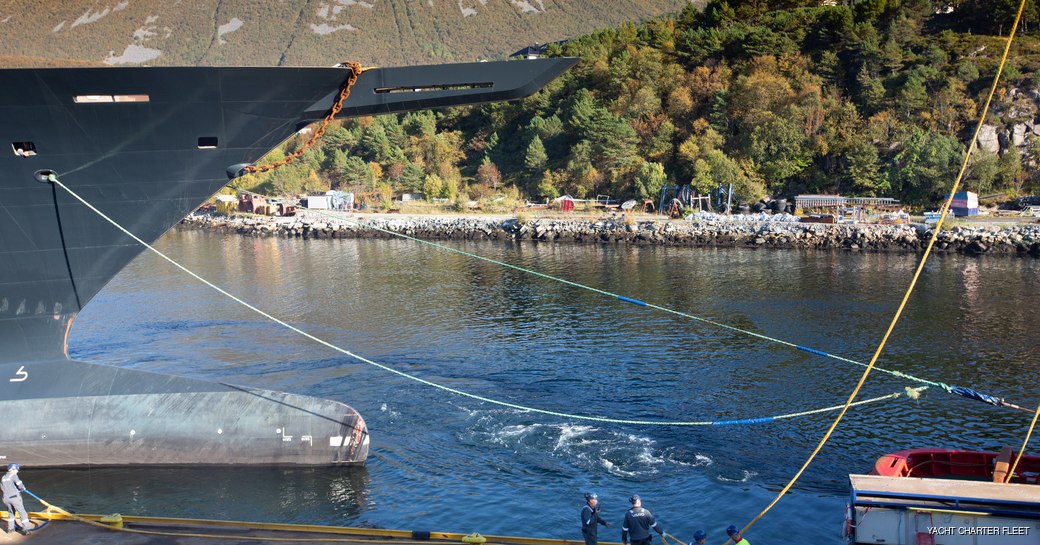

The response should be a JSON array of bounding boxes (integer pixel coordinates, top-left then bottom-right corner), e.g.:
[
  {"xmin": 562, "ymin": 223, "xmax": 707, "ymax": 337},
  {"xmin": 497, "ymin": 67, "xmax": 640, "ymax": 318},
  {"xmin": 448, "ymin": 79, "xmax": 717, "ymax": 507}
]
[
  {"xmin": 28, "ymin": 466, "xmax": 371, "ymax": 526},
  {"xmin": 63, "ymin": 230, "xmax": 1040, "ymax": 543}
]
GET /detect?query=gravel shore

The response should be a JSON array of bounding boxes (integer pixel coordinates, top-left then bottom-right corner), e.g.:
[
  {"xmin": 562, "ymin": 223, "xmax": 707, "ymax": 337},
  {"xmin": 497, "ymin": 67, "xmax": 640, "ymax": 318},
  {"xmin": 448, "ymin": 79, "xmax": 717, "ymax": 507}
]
[{"xmin": 179, "ymin": 211, "xmax": 1040, "ymax": 257}]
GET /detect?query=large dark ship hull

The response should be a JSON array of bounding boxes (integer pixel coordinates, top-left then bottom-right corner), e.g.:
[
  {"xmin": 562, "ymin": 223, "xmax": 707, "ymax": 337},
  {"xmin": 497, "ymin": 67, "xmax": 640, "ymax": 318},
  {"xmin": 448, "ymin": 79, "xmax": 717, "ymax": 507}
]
[{"xmin": 0, "ymin": 58, "xmax": 576, "ymax": 467}]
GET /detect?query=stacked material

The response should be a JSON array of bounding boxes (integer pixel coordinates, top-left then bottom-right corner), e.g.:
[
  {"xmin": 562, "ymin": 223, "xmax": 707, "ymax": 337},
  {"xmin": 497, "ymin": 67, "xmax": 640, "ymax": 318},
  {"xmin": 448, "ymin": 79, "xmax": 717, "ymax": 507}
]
[
  {"xmin": 951, "ymin": 191, "xmax": 979, "ymax": 217},
  {"xmin": 687, "ymin": 211, "xmax": 801, "ymax": 223}
]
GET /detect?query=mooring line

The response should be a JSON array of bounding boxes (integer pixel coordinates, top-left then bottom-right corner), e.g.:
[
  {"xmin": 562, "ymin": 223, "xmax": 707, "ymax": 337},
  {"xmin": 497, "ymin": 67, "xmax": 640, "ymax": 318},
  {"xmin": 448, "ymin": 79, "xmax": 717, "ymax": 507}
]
[
  {"xmin": 50, "ymin": 174, "xmax": 922, "ymax": 427},
  {"xmin": 308, "ymin": 209, "xmax": 938, "ymax": 384},
  {"xmin": 302, "ymin": 208, "xmax": 1032, "ymax": 414},
  {"xmin": 733, "ymin": 0, "xmax": 1031, "ymax": 539}
]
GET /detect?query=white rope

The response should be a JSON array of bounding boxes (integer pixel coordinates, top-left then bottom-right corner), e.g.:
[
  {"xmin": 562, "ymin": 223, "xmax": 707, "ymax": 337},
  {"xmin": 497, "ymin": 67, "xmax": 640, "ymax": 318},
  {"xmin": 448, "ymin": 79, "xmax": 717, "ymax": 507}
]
[{"xmin": 52, "ymin": 175, "xmax": 923, "ymax": 426}]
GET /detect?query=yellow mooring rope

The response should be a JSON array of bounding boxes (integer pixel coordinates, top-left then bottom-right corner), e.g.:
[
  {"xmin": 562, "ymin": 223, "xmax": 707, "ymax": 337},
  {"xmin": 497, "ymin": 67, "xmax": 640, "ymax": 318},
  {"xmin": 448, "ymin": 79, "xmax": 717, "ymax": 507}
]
[
  {"xmin": 24, "ymin": 491, "xmax": 590, "ymax": 544},
  {"xmin": 729, "ymin": 0, "xmax": 1031, "ymax": 541},
  {"xmin": 1005, "ymin": 403, "xmax": 1040, "ymax": 483},
  {"xmin": 45, "ymin": 171, "xmax": 926, "ymax": 427},
  {"xmin": 22, "ymin": 494, "xmax": 417, "ymax": 542}
]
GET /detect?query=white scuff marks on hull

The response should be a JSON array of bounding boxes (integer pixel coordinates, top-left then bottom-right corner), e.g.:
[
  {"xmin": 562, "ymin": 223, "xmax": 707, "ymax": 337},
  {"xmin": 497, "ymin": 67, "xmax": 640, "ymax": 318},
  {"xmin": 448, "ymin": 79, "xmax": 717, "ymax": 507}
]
[{"xmin": 217, "ymin": 17, "xmax": 244, "ymax": 44}]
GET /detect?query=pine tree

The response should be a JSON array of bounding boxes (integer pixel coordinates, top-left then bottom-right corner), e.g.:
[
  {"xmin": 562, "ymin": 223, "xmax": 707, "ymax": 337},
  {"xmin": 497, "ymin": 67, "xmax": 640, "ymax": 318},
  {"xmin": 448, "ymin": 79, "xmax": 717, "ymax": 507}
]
[{"xmin": 525, "ymin": 135, "xmax": 548, "ymax": 171}]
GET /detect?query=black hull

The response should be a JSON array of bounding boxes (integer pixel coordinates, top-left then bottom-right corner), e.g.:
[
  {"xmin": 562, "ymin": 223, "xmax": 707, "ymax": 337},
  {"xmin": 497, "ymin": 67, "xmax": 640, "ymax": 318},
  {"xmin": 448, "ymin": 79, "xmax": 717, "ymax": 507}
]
[{"xmin": 0, "ymin": 59, "xmax": 575, "ymax": 467}]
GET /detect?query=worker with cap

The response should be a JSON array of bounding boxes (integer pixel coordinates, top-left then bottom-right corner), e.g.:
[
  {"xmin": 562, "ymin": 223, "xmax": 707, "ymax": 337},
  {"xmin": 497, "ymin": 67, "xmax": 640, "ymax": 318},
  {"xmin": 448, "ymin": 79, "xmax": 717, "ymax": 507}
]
[
  {"xmin": 725, "ymin": 525, "xmax": 749, "ymax": 544},
  {"xmin": 2, "ymin": 464, "xmax": 30, "ymax": 535},
  {"xmin": 621, "ymin": 495, "xmax": 664, "ymax": 545},
  {"xmin": 580, "ymin": 492, "xmax": 609, "ymax": 545},
  {"xmin": 691, "ymin": 530, "xmax": 707, "ymax": 544}
]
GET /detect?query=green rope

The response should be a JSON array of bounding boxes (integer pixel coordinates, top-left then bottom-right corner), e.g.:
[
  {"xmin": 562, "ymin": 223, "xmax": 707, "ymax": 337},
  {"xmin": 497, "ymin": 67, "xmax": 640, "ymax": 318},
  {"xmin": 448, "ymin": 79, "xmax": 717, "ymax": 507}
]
[
  {"xmin": 309, "ymin": 209, "xmax": 944, "ymax": 387},
  {"xmin": 51, "ymin": 175, "xmax": 923, "ymax": 427},
  {"xmin": 308, "ymin": 212, "xmax": 1040, "ymax": 414}
]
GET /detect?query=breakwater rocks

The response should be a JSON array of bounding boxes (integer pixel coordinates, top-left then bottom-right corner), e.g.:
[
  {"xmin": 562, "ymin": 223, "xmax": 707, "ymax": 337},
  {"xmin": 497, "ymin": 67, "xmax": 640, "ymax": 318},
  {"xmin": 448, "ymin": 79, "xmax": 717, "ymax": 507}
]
[{"xmin": 179, "ymin": 213, "xmax": 1040, "ymax": 257}]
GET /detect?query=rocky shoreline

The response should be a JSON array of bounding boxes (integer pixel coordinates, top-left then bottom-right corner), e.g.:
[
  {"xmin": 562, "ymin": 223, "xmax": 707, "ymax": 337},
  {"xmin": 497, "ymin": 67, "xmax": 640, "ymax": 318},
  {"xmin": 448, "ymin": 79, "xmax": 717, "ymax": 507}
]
[{"xmin": 179, "ymin": 212, "xmax": 1040, "ymax": 257}]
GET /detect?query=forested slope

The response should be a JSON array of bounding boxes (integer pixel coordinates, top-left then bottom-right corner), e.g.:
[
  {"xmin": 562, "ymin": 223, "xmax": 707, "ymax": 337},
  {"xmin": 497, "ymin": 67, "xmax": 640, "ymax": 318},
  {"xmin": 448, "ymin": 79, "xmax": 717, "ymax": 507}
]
[{"xmin": 236, "ymin": 0, "xmax": 1040, "ymax": 209}]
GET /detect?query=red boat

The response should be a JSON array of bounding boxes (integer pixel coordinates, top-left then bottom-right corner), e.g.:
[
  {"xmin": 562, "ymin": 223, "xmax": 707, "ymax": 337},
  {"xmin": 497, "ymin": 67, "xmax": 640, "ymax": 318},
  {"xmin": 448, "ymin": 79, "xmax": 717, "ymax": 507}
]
[
  {"xmin": 871, "ymin": 447, "xmax": 1040, "ymax": 484},
  {"xmin": 846, "ymin": 448, "xmax": 1040, "ymax": 544}
]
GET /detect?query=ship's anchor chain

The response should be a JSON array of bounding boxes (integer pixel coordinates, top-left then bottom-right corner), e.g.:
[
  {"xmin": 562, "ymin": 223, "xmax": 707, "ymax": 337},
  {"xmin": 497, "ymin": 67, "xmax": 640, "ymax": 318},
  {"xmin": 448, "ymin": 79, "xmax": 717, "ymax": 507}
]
[{"xmin": 242, "ymin": 61, "xmax": 364, "ymax": 176}]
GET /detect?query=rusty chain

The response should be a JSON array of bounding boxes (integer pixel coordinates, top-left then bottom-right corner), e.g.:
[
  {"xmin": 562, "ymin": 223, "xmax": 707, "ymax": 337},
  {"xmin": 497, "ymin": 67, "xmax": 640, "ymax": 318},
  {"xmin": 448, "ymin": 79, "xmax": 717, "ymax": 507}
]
[{"xmin": 243, "ymin": 61, "xmax": 364, "ymax": 175}]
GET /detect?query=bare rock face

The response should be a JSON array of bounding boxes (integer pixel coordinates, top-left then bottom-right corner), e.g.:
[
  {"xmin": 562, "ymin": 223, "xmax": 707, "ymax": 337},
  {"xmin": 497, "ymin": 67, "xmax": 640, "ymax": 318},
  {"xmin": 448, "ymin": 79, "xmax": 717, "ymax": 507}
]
[
  {"xmin": 1013, "ymin": 123, "xmax": 1030, "ymax": 147},
  {"xmin": 978, "ymin": 124, "xmax": 1001, "ymax": 153}
]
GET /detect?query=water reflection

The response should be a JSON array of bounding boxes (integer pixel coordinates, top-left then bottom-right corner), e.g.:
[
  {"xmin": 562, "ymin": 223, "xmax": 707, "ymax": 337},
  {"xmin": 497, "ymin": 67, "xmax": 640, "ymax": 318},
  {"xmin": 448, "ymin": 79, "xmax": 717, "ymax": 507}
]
[
  {"xmin": 30, "ymin": 466, "xmax": 371, "ymax": 524},
  {"xmin": 65, "ymin": 231, "xmax": 1040, "ymax": 543}
]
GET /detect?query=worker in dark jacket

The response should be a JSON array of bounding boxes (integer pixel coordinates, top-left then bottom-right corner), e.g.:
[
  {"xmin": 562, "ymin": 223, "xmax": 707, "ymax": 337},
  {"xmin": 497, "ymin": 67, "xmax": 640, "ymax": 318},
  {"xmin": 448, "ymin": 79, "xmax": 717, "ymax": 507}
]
[
  {"xmin": 725, "ymin": 525, "xmax": 750, "ymax": 544},
  {"xmin": 2, "ymin": 464, "xmax": 30, "ymax": 535},
  {"xmin": 621, "ymin": 495, "xmax": 664, "ymax": 545},
  {"xmin": 580, "ymin": 492, "xmax": 609, "ymax": 545}
]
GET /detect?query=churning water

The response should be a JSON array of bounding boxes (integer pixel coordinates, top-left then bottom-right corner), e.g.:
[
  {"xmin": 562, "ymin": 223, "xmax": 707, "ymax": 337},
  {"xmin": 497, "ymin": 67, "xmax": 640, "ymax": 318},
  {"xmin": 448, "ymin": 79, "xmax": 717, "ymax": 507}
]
[{"xmin": 41, "ymin": 229, "xmax": 1040, "ymax": 543}]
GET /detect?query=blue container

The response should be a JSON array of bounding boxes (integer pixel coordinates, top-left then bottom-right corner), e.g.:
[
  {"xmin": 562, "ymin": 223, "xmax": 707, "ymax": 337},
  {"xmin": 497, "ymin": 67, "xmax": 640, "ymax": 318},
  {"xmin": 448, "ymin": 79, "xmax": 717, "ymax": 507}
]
[{"xmin": 951, "ymin": 207, "xmax": 979, "ymax": 217}]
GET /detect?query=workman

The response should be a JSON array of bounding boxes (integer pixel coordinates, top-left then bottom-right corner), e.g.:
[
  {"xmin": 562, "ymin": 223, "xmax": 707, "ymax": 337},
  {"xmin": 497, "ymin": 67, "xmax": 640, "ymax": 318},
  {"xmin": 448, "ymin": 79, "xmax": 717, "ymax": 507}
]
[
  {"xmin": 580, "ymin": 492, "xmax": 609, "ymax": 545},
  {"xmin": 2, "ymin": 464, "xmax": 30, "ymax": 535},
  {"xmin": 620, "ymin": 495, "xmax": 664, "ymax": 545},
  {"xmin": 692, "ymin": 530, "xmax": 707, "ymax": 544},
  {"xmin": 725, "ymin": 525, "xmax": 749, "ymax": 544}
]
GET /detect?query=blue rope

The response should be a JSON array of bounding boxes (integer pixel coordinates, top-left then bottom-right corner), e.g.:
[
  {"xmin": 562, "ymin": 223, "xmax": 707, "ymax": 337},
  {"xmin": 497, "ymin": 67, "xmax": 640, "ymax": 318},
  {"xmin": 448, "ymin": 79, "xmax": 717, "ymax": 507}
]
[
  {"xmin": 20, "ymin": 490, "xmax": 51, "ymax": 533},
  {"xmin": 50, "ymin": 177, "xmax": 933, "ymax": 427},
  {"xmin": 305, "ymin": 209, "xmax": 1033, "ymax": 414}
]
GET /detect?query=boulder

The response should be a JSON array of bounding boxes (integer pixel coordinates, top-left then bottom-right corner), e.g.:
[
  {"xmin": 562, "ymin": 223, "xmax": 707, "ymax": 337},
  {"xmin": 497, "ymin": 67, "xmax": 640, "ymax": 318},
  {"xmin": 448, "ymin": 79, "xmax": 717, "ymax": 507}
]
[
  {"xmin": 1013, "ymin": 123, "xmax": 1029, "ymax": 147},
  {"xmin": 978, "ymin": 124, "xmax": 1001, "ymax": 154}
]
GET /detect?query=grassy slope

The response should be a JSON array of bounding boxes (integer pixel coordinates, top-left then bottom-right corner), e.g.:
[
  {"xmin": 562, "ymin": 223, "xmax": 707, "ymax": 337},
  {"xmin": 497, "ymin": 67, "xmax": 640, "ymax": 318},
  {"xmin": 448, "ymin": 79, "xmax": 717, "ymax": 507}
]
[{"xmin": 1, "ymin": 0, "xmax": 691, "ymax": 67}]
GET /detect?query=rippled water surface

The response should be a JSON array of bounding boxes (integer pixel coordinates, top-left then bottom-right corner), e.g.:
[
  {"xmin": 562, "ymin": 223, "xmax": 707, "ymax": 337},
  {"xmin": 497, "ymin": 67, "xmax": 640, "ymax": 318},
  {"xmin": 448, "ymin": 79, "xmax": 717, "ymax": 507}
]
[{"xmin": 44, "ymin": 229, "xmax": 1040, "ymax": 543}]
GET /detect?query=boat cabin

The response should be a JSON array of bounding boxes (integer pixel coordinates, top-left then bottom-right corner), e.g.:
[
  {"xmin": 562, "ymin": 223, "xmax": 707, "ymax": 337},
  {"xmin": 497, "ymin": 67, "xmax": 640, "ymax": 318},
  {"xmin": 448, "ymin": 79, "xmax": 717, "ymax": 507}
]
[{"xmin": 847, "ymin": 474, "xmax": 1040, "ymax": 544}]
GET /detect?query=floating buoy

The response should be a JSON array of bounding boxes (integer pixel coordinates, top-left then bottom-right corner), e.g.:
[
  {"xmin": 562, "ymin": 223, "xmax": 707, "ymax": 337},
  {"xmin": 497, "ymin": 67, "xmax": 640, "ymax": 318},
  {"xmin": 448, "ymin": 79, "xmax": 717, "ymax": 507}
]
[{"xmin": 99, "ymin": 513, "xmax": 124, "ymax": 529}]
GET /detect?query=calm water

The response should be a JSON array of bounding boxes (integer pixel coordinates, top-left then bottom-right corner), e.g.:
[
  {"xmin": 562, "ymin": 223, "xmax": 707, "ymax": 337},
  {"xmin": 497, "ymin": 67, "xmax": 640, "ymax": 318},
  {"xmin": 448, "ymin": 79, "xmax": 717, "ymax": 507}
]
[{"xmin": 36, "ymin": 229, "xmax": 1040, "ymax": 543}]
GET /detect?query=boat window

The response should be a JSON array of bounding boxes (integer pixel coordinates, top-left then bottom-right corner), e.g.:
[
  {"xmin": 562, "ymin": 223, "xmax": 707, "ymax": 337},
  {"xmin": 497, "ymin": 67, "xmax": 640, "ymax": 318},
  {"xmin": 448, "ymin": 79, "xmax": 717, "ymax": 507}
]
[
  {"xmin": 374, "ymin": 82, "xmax": 493, "ymax": 94},
  {"xmin": 73, "ymin": 94, "xmax": 150, "ymax": 103},
  {"xmin": 197, "ymin": 137, "xmax": 218, "ymax": 149},
  {"xmin": 74, "ymin": 95, "xmax": 114, "ymax": 103},
  {"xmin": 11, "ymin": 142, "xmax": 37, "ymax": 157}
]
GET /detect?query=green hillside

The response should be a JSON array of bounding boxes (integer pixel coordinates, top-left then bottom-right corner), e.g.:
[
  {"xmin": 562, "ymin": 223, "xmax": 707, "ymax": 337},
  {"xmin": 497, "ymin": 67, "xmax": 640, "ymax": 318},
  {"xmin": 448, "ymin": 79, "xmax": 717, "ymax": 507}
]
[{"xmin": 232, "ymin": 0, "xmax": 1040, "ymax": 209}]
